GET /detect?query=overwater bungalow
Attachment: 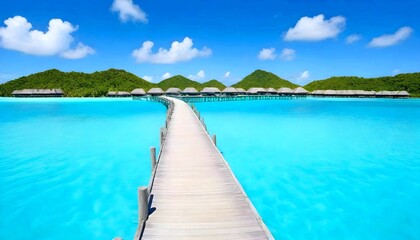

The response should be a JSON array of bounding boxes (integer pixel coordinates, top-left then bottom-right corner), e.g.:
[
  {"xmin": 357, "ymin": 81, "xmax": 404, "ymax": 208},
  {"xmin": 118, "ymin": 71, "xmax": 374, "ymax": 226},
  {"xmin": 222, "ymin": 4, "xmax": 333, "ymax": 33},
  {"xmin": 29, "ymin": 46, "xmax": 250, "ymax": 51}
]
[
  {"xmin": 181, "ymin": 87, "xmax": 200, "ymax": 96},
  {"xmin": 247, "ymin": 87, "xmax": 267, "ymax": 95},
  {"xmin": 12, "ymin": 89, "xmax": 64, "ymax": 97},
  {"xmin": 236, "ymin": 88, "xmax": 247, "ymax": 95},
  {"xmin": 324, "ymin": 90, "xmax": 337, "ymax": 96},
  {"xmin": 376, "ymin": 91, "xmax": 393, "ymax": 98},
  {"xmin": 166, "ymin": 88, "xmax": 181, "ymax": 96},
  {"xmin": 311, "ymin": 90, "xmax": 325, "ymax": 96},
  {"xmin": 398, "ymin": 91, "xmax": 410, "ymax": 97},
  {"xmin": 293, "ymin": 87, "xmax": 309, "ymax": 95},
  {"xmin": 278, "ymin": 87, "xmax": 294, "ymax": 96},
  {"xmin": 131, "ymin": 88, "xmax": 146, "ymax": 96},
  {"xmin": 201, "ymin": 87, "xmax": 221, "ymax": 96},
  {"xmin": 266, "ymin": 88, "xmax": 278, "ymax": 95},
  {"xmin": 364, "ymin": 91, "xmax": 376, "ymax": 97},
  {"xmin": 107, "ymin": 91, "xmax": 130, "ymax": 97},
  {"xmin": 222, "ymin": 87, "xmax": 239, "ymax": 96},
  {"xmin": 148, "ymin": 88, "xmax": 165, "ymax": 96}
]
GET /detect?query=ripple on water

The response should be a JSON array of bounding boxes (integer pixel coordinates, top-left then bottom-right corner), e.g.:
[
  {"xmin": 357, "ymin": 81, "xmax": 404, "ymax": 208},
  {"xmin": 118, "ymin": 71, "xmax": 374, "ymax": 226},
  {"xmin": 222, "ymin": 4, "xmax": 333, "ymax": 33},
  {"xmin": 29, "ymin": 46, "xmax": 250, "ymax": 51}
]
[{"xmin": 196, "ymin": 98, "xmax": 420, "ymax": 240}]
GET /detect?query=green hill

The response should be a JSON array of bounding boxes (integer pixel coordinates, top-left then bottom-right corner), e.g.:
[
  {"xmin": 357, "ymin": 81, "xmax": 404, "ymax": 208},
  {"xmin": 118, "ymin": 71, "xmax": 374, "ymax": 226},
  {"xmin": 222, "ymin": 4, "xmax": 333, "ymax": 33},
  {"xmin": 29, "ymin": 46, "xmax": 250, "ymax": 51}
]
[
  {"xmin": 158, "ymin": 75, "xmax": 202, "ymax": 91},
  {"xmin": 0, "ymin": 68, "xmax": 155, "ymax": 97},
  {"xmin": 202, "ymin": 79, "xmax": 226, "ymax": 90},
  {"xmin": 232, "ymin": 69, "xmax": 299, "ymax": 90},
  {"xmin": 304, "ymin": 73, "xmax": 420, "ymax": 96},
  {"xmin": 2, "ymin": 68, "xmax": 419, "ymax": 97}
]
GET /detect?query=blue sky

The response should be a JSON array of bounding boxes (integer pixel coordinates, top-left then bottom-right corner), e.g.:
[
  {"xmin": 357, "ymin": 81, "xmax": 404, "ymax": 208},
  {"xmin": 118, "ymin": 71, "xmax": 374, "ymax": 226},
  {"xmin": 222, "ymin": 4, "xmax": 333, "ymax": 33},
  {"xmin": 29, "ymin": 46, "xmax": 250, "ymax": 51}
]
[{"xmin": 0, "ymin": 0, "xmax": 419, "ymax": 85}]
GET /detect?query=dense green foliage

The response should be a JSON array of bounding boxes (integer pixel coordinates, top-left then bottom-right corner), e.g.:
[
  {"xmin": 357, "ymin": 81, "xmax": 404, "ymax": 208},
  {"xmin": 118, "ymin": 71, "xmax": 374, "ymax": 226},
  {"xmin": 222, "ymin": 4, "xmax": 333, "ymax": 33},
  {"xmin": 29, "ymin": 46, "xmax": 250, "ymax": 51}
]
[
  {"xmin": 0, "ymin": 69, "xmax": 155, "ymax": 97},
  {"xmin": 201, "ymin": 79, "xmax": 226, "ymax": 90},
  {"xmin": 304, "ymin": 73, "xmax": 420, "ymax": 96},
  {"xmin": 232, "ymin": 69, "xmax": 299, "ymax": 90},
  {"xmin": 1, "ymin": 68, "xmax": 418, "ymax": 97},
  {"xmin": 157, "ymin": 75, "xmax": 202, "ymax": 91}
]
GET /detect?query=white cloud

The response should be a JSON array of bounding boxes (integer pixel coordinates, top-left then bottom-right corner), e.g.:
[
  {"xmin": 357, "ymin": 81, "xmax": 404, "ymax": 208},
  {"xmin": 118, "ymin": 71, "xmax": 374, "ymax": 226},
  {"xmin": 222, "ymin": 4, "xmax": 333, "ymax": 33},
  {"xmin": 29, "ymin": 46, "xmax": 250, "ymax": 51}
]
[
  {"xmin": 142, "ymin": 75, "xmax": 153, "ymax": 82},
  {"xmin": 368, "ymin": 26, "xmax": 413, "ymax": 48},
  {"xmin": 346, "ymin": 34, "xmax": 362, "ymax": 44},
  {"xmin": 224, "ymin": 71, "xmax": 230, "ymax": 78},
  {"xmin": 258, "ymin": 47, "xmax": 276, "ymax": 60},
  {"xmin": 0, "ymin": 16, "xmax": 93, "ymax": 58},
  {"xmin": 111, "ymin": 0, "xmax": 147, "ymax": 23},
  {"xmin": 60, "ymin": 43, "xmax": 95, "ymax": 59},
  {"xmin": 284, "ymin": 14, "xmax": 346, "ymax": 41},
  {"xmin": 280, "ymin": 48, "xmax": 295, "ymax": 61},
  {"xmin": 188, "ymin": 70, "xmax": 205, "ymax": 80},
  {"xmin": 132, "ymin": 37, "xmax": 212, "ymax": 64},
  {"xmin": 162, "ymin": 72, "xmax": 171, "ymax": 80},
  {"xmin": 296, "ymin": 70, "xmax": 310, "ymax": 82}
]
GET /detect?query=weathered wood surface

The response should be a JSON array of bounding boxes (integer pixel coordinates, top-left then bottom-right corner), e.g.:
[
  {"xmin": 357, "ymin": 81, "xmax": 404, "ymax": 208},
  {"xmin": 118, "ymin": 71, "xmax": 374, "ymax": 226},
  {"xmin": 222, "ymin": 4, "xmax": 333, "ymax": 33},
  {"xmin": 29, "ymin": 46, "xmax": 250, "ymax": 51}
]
[{"xmin": 141, "ymin": 97, "xmax": 273, "ymax": 239}]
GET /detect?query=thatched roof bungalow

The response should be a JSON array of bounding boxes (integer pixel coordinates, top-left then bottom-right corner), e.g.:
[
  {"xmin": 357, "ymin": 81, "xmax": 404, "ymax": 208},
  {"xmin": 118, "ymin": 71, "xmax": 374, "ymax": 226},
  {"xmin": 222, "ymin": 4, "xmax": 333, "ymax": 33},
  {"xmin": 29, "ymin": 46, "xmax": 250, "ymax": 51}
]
[
  {"xmin": 147, "ymin": 88, "xmax": 164, "ymax": 96},
  {"xmin": 247, "ymin": 87, "xmax": 266, "ymax": 95},
  {"xmin": 397, "ymin": 91, "xmax": 410, "ymax": 97},
  {"xmin": 278, "ymin": 87, "xmax": 294, "ymax": 95},
  {"xmin": 201, "ymin": 87, "xmax": 221, "ymax": 96},
  {"xmin": 324, "ymin": 90, "xmax": 337, "ymax": 96},
  {"xmin": 12, "ymin": 89, "xmax": 64, "ymax": 97},
  {"xmin": 166, "ymin": 88, "xmax": 181, "ymax": 95},
  {"xmin": 293, "ymin": 87, "xmax": 309, "ymax": 95},
  {"xmin": 376, "ymin": 91, "xmax": 393, "ymax": 98},
  {"xmin": 107, "ymin": 91, "xmax": 130, "ymax": 97},
  {"xmin": 131, "ymin": 88, "xmax": 146, "ymax": 96},
  {"xmin": 181, "ymin": 87, "xmax": 200, "ymax": 95},
  {"xmin": 236, "ymin": 88, "xmax": 247, "ymax": 95},
  {"xmin": 222, "ymin": 87, "xmax": 239, "ymax": 95},
  {"xmin": 266, "ymin": 88, "xmax": 278, "ymax": 95},
  {"xmin": 311, "ymin": 90, "xmax": 325, "ymax": 96}
]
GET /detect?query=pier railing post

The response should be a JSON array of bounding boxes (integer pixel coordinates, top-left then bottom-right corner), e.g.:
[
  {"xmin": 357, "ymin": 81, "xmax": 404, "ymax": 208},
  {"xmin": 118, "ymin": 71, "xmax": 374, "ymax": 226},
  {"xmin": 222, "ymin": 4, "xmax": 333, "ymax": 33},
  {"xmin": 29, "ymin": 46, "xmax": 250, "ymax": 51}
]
[
  {"xmin": 212, "ymin": 134, "xmax": 216, "ymax": 146},
  {"xmin": 160, "ymin": 128, "xmax": 163, "ymax": 145},
  {"xmin": 138, "ymin": 186, "xmax": 149, "ymax": 222},
  {"xmin": 150, "ymin": 147, "xmax": 156, "ymax": 172}
]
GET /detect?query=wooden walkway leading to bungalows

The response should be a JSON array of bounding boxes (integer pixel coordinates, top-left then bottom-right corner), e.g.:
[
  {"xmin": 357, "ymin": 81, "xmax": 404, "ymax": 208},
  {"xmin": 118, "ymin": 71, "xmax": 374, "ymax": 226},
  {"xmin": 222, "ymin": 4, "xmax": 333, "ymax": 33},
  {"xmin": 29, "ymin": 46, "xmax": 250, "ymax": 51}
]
[
  {"xmin": 138, "ymin": 97, "xmax": 273, "ymax": 240},
  {"xmin": 176, "ymin": 95, "xmax": 305, "ymax": 103}
]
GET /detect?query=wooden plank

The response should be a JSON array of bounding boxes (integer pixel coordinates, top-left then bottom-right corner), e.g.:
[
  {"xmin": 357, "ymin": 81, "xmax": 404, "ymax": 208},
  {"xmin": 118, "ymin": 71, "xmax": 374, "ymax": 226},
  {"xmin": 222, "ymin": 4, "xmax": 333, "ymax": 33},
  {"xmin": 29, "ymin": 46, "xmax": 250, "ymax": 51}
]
[{"xmin": 140, "ymin": 97, "xmax": 273, "ymax": 240}]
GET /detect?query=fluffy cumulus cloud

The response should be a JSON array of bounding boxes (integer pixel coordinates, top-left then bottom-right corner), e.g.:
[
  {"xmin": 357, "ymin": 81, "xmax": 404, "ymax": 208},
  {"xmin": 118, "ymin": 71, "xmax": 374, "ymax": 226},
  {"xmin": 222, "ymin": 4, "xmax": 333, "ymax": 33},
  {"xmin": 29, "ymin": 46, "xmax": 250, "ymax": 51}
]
[
  {"xmin": 280, "ymin": 48, "xmax": 295, "ymax": 61},
  {"xmin": 142, "ymin": 75, "xmax": 153, "ymax": 82},
  {"xmin": 132, "ymin": 37, "xmax": 212, "ymax": 64},
  {"xmin": 296, "ymin": 70, "xmax": 310, "ymax": 82},
  {"xmin": 284, "ymin": 14, "xmax": 346, "ymax": 41},
  {"xmin": 111, "ymin": 0, "xmax": 147, "ymax": 23},
  {"xmin": 224, "ymin": 71, "xmax": 230, "ymax": 78},
  {"xmin": 0, "ymin": 16, "xmax": 94, "ymax": 59},
  {"xmin": 346, "ymin": 34, "xmax": 362, "ymax": 44},
  {"xmin": 258, "ymin": 47, "xmax": 276, "ymax": 60},
  {"xmin": 60, "ymin": 43, "xmax": 95, "ymax": 59},
  {"xmin": 368, "ymin": 26, "xmax": 413, "ymax": 48},
  {"xmin": 188, "ymin": 70, "xmax": 205, "ymax": 80},
  {"xmin": 162, "ymin": 72, "xmax": 171, "ymax": 80}
]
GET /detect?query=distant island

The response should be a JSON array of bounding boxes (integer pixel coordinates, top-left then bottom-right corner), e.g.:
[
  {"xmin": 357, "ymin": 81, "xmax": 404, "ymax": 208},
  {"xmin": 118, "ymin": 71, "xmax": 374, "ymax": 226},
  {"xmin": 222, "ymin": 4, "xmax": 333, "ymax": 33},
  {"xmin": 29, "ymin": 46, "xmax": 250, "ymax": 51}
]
[{"xmin": 0, "ymin": 69, "xmax": 419, "ymax": 97}]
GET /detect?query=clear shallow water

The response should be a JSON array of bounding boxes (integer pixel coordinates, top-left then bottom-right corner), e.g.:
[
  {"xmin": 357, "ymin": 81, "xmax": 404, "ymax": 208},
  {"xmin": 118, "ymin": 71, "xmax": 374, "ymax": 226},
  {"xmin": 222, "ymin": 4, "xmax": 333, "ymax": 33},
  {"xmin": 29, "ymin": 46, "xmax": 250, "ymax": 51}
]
[
  {"xmin": 0, "ymin": 98, "xmax": 165, "ymax": 239},
  {"xmin": 196, "ymin": 98, "xmax": 420, "ymax": 240}
]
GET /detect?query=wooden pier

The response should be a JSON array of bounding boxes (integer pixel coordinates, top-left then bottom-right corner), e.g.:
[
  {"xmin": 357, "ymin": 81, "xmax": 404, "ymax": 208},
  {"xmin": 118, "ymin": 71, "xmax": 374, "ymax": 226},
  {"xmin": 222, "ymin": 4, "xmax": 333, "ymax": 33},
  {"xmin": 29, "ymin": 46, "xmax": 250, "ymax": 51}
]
[
  {"xmin": 135, "ymin": 97, "xmax": 273, "ymax": 240},
  {"xmin": 176, "ymin": 95, "xmax": 305, "ymax": 103}
]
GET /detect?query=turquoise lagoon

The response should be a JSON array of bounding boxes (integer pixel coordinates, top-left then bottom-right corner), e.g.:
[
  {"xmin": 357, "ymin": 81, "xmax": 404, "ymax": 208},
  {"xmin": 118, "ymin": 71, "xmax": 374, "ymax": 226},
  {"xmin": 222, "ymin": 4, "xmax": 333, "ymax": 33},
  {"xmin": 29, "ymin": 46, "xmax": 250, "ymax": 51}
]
[
  {"xmin": 1, "ymin": 97, "xmax": 420, "ymax": 239},
  {"xmin": 195, "ymin": 98, "xmax": 420, "ymax": 240},
  {"xmin": 0, "ymin": 98, "xmax": 165, "ymax": 239}
]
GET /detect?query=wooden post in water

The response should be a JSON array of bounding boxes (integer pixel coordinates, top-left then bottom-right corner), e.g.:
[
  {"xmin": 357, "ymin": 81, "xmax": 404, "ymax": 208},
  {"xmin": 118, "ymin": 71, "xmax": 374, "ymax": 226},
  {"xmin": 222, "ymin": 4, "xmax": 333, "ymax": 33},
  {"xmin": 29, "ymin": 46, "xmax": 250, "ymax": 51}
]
[
  {"xmin": 212, "ymin": 134, "xmax": 216, "ymax": 146},
  {"xmin": 138, "ymin": 186, "xmax": 149, "ymax": 222},
  {"xmin": 160, "ymin": 128, "xmax": 165, "ymax": 146},
  {"xmin": 150, "ymin": 147, "xmax": 156, "ymax": 172}
]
